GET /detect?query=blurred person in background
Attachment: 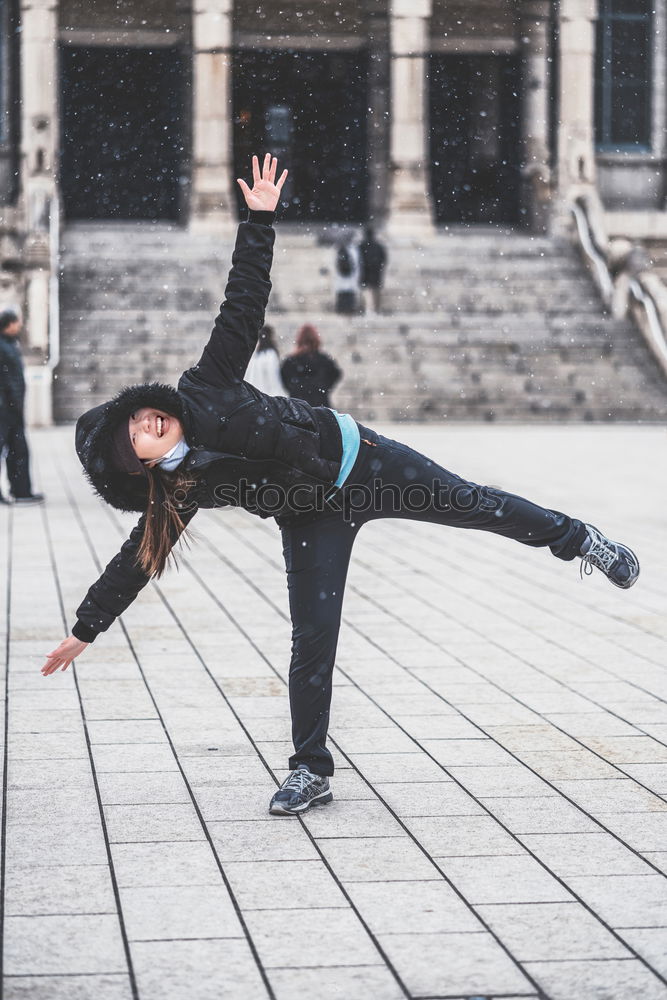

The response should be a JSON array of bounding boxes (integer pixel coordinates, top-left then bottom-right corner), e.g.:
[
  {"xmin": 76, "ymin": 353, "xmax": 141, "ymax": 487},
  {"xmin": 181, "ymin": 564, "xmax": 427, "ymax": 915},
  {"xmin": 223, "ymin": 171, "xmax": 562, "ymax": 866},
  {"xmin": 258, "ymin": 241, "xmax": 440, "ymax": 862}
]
[
  {"xmin": 359, "ymin": 226, "xmax": 387, "ymax": 315},
  {"xmin": 0, "ymin": 308, "xmax": 44, "ymax": 505},
  {"xmin": 281, "ymin": 323, "xmax": 342, "ymax": 407},
  {"xmin": 333, "ymin": 235, "xmax": 360, "ymax": 314},
  {"xmin": 244, "ymin": 324, "xmax": 285, "ymax": 396}
]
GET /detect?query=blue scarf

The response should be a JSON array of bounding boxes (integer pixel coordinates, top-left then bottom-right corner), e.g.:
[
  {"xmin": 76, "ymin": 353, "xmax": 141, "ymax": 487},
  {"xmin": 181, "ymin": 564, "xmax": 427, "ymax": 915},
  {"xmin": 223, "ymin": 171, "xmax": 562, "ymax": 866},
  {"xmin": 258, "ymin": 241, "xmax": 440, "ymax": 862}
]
[{"xmin": 156, "ymin": 438, "xmax": 191, "ymax": 472}]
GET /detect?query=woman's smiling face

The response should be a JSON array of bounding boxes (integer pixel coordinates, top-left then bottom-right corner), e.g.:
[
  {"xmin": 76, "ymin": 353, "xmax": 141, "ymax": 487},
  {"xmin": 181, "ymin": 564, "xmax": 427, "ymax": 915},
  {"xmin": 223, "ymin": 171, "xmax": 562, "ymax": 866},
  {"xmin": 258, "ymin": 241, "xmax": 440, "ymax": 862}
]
[{"xmin": 128, "ymin": 408, "xmax": 183, "ymax": 463}]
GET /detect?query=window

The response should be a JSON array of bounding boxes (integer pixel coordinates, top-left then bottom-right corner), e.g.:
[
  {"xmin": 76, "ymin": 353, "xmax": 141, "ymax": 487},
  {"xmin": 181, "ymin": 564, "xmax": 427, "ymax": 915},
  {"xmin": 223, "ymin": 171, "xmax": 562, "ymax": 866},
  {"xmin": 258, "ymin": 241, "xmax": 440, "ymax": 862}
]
[{"xmin": 595, "ymin": 0, "xmax": 652, "ymax": 151}]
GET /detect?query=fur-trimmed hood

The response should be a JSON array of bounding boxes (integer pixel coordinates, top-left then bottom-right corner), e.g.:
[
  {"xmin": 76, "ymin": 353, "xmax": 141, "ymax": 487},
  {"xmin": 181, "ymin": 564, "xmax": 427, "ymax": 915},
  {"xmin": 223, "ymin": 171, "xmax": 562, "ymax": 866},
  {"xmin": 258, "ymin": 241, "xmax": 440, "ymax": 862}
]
[{"xmin": 75, "ymin": 382, "xmax": 191, "ymax": 513}]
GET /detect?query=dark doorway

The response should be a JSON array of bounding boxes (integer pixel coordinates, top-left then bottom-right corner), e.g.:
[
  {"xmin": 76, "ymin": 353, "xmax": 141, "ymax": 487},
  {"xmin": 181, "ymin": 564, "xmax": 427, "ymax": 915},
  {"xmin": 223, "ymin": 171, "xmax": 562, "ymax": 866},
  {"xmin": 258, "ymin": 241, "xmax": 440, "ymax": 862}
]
[
  {"xmin": 233, "ymin": 49, "xmax": 368, "ymax": 222},
  {"xmin": 60, "ymin": 46, "xmax": 186, "ymax": 220},
  {"xmin": 429, "ymin": 55, "xmax": 521, "ymax": 224}
]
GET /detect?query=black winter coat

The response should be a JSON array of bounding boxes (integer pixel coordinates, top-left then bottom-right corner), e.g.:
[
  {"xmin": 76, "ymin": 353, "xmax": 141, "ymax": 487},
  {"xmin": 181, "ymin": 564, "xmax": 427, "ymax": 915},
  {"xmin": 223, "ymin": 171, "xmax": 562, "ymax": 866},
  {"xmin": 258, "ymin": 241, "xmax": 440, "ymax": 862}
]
[
  {"xmin": 280, "ymin": 351, "xmax": 342, "ymax": 407},
  {"xmin": 72, "ymin": 215, "xmax": 344, "ymax": 644},
  {"xmin": 0, "ymin": 333, "xmax": 26, "ymax": 418},
  {"xmin": 359, "ymin": 238, "xmax": 387, "ymax": 287}
]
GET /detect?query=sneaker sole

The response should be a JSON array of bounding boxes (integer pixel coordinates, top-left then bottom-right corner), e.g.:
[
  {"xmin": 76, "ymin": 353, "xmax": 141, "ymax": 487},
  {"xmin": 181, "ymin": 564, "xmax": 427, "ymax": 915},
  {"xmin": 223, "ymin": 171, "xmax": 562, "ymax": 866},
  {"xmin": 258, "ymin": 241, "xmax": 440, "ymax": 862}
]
[{"xmin": 269, "ymin": 789, "xmax": 333, "ymax": 816}]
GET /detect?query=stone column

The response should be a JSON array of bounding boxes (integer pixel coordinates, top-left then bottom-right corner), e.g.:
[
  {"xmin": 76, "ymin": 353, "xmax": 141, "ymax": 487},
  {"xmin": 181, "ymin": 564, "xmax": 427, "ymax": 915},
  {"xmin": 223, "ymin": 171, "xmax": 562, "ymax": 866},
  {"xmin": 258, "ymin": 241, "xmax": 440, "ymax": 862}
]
[
  {"xmin": 364, "ymin": 0, "xmax": 391, "ymax": 224},
  {"xmin": 386, "ymin": 0, "xmax": 435, "ymax": 237},
  {"xmin": 556, "ymin": 0, "xmax": 598, "ymax": 206},
  {"xmin": 190, "ymin": 0, "xmax": 236, "ymax": 230},
  {"xmin": 519, "ymin": 0, "xmax": 553, "ymax": 232},
  {"xmin": 20, "ymin": 0, "xmax": 57, "ymax": 356},
  {"xmin": 20, "ymin": 0, "xmax": 58, "ymax": 426}
]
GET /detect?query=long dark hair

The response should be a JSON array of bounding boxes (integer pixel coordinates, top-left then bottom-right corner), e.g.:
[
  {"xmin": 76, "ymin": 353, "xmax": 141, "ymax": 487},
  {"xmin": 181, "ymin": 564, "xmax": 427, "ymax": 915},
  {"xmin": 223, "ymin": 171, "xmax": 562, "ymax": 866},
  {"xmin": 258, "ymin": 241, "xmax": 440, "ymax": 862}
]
[
  {"xmin": 136, "ymin": 465, "xmax": 197, "ymax": 578},
  {"xmin": 257, "ymin": 324, "xmax": 279, "ymax": 354}
]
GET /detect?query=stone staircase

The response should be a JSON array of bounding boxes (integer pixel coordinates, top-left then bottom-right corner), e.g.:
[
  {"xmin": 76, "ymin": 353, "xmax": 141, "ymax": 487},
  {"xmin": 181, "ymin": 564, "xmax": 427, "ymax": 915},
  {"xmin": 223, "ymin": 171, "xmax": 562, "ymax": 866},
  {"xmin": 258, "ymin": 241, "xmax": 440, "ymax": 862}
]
[{"xmin": 55, "ymin": 221, "xmax": 667, "ymax": 424}]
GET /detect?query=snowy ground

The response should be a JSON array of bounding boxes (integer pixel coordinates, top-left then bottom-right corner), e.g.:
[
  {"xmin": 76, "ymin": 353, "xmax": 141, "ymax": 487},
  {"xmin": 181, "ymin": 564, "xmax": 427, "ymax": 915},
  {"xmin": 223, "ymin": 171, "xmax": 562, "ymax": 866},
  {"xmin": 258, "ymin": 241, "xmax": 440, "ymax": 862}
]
[{"xmin": 2, "ymin": 422, "xmax": 667, "ymax": 1000}]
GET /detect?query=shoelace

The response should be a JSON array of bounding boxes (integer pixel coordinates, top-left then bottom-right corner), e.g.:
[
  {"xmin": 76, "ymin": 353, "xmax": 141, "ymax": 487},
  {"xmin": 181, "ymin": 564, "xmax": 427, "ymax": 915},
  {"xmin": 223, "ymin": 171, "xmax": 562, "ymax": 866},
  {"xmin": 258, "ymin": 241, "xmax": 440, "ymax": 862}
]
[
  {"xmin": 580, "ymin": 528, "xmax": 617, "ymax": 580},
  {"xmin": 282, "ymin": 768, "xmax": 313, "ymax": 793}
]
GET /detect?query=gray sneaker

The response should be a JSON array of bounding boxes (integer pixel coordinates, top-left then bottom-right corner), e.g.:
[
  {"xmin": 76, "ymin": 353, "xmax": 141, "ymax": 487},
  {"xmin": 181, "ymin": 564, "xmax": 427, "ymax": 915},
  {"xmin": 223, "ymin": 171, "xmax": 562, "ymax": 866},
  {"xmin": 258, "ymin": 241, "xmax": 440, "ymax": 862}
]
[
  {"xmin": 269, "ymin": 764, "xmax": 333, "ymax": 816},
  {"xmin": 580, "ymin": 524, "xmax": 639, "ymax": 589}
]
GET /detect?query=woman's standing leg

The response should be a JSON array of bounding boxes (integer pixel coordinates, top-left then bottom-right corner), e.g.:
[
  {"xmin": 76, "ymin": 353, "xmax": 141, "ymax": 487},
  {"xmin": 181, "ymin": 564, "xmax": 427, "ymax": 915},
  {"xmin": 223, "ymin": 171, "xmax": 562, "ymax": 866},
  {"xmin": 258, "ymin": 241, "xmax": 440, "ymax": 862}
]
[
  {"xmin": 6, "ymin": 416, "xmax": 32, "ymax": 499},
  {"xmin": 280, "ymin": 512, "xmax": 360, "ymax": 777}
]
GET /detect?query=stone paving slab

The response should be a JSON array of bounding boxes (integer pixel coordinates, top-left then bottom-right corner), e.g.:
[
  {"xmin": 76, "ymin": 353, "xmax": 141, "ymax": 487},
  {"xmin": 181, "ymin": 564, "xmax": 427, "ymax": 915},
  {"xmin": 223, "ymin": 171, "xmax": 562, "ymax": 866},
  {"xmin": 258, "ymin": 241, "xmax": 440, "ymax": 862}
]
[
  {"xmin": 4, "ymin": 914, "xmax": 127, "ymax": 976},
  {"xmin": 131, "ymin": 940, "xmax": 269, "ymax": 1000},
  {"xmin": 476, "ymin": 902, "xmax": 631, "ymax": 961},
  {"xmin": 4, "ymin": 974, "xmax": 134, "ymax": 1000},
  {"xmin": 2, "ymin": 424, "xmax": 667, "ymax": 999},
  {"xmin": 5, "ymin": 863, "xmax": 116, "ymax": 916}
]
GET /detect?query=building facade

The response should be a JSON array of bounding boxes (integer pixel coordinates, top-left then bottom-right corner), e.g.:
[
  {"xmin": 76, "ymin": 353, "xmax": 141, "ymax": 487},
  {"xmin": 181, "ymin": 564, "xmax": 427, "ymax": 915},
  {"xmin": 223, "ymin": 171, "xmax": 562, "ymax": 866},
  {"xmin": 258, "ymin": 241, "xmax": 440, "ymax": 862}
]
[{"xmin": 0, "ymin": 0, "xmax": 660, "ymax": 421}]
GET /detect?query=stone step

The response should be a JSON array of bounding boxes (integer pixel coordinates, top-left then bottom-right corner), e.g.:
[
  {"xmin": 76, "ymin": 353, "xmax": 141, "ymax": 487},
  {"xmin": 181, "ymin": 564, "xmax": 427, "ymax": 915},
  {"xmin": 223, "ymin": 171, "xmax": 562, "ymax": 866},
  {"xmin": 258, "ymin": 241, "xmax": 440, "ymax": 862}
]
[
  {"xmin": 59, "ymin": 273, "xmax": 594, "ymax": 293},
  {"xmin": 59, "ymin": 296, "xmax": 608, "ymax": 319},
  {"xmin": 57, "ymin": 308, "xmax": 636, "ymax": 338},
  {"xmin": 62, "ymin": 240, "xmax": 576, "ymax": 270},
  {"xmin": 62, "ymin": 221, "xmax": 560, "ymax": 246},
  {"xmin": 60, "ymin": 261, "xmax": 590, "ymax": 289}
]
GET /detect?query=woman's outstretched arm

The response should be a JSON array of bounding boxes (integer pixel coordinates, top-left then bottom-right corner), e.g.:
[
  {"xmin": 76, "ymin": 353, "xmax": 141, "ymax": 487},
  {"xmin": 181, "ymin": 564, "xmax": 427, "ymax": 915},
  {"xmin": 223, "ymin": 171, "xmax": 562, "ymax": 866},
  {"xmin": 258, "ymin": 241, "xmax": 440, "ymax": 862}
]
[
  {"xmin": 184, "ymin": 154, "xmax": 288, "ymax": 388},
  {"xmin": 40, "ymin": 504, "xmax": 198, "ymax": 675}
]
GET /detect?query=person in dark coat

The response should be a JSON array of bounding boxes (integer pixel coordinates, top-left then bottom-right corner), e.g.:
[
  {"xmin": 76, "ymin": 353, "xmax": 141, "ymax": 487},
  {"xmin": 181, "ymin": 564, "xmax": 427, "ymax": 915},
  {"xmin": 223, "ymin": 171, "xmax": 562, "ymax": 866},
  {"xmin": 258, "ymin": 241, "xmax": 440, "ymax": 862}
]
[
  {"xmin": 41, "ymin": 155, "xmax": 639, "ymax": 820},
  {"xmin": 0, "ymin": 309, "xmax": 44, "ymax": 505},
  {"xmin": 359, "ymin": 226, "xmax": 387, "ymax": 314},
  {"xmin": 280, "ymin": 324, "xmax": 342, "ymax": 407}
]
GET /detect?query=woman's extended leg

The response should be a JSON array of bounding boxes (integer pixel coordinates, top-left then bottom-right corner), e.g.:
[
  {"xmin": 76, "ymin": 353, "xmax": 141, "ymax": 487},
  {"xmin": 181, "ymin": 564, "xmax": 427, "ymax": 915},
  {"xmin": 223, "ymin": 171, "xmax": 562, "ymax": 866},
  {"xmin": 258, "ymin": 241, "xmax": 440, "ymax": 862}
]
[{"xmin": 341, "ymin": 427, "xmax": 638, "ymax": 587}]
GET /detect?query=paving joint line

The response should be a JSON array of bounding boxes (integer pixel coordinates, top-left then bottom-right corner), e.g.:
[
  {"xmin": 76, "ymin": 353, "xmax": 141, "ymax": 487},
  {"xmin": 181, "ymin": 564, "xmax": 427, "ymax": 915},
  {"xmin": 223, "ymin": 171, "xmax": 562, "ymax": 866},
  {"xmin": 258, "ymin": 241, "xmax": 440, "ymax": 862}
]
[
  {"xmin": 38, "ymin": 494, "xmax": 140, "ymax": 1000},
  {"xmin": 0, "ymin": 508, "xmax": 12, "ymax": 999}
]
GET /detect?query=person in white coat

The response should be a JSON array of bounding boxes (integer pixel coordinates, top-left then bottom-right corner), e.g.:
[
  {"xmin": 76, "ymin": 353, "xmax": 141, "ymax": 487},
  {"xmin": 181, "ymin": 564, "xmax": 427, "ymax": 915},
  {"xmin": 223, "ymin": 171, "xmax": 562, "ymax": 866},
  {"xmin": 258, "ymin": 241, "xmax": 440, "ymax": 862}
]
[
  {"xmin": 333, "ymin": 236, "xmax": 360, "ymax": 314},
  {"xmin": 244, "ymin": 324, "xmax": 286, "ymax": 396}
]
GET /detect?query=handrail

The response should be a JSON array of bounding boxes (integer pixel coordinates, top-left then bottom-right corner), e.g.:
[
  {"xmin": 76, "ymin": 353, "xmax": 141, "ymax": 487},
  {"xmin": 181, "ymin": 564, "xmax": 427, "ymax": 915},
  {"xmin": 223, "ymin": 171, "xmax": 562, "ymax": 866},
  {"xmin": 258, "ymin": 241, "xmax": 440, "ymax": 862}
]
[
  {"xmin": 571, "ymin": 199, "xmax": 613, "ymax": 304},
  {"xmin": 571, "ymin": 194, "xmax": 667, "ymax": 383},
  {"xmin": 629, "ymin": 276, "xmax": 667, "ymax": 380}
]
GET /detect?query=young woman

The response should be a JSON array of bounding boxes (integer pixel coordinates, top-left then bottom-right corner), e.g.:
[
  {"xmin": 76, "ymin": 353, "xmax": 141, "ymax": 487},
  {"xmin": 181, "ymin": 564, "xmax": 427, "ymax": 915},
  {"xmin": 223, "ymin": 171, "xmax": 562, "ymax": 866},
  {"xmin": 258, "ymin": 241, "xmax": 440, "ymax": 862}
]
[{"xmin": 42, "ymin": 155, "xmax": 639, "ymax": 817}]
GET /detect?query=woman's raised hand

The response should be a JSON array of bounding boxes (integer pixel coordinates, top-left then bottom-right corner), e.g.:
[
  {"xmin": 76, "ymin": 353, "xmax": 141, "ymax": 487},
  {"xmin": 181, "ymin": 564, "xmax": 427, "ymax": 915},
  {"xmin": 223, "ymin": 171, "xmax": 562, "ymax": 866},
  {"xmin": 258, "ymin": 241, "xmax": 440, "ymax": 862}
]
[
  {"xmin": 237, "ymin": 154, "xmax": 288, "ymax": 213},
  {"xmin": 41, "ymin": 635, "xmax": 89, "ymax": 676}
]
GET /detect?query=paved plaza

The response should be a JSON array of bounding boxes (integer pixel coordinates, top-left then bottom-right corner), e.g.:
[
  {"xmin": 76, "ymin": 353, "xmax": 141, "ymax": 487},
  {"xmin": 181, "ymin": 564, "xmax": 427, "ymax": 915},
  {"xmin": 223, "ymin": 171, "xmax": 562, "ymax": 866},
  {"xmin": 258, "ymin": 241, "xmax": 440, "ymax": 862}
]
[{"xmin": 2, "ymin": 422, "xmax": 667, "ymax": 1000}]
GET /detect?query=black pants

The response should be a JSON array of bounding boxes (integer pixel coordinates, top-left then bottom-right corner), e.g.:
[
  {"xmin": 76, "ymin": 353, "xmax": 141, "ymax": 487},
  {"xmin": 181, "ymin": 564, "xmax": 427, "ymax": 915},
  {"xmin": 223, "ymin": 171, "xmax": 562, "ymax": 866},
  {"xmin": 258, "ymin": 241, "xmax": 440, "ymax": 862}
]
[
  {"xmin": 0, "ymin": 412, "xmax": 32, "ymax": 498},
  {"xmin": 280, "ymin": 424, "xmax": 587, "ymax": 777}
]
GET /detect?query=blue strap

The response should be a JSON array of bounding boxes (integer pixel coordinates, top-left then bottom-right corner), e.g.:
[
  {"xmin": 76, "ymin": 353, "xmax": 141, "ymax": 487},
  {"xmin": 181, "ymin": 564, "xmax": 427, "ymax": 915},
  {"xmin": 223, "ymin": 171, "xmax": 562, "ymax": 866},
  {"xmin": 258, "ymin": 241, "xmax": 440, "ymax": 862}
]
[{"xmin": 330, "ymin": 410, "xmax": 361, "ymax": 488}]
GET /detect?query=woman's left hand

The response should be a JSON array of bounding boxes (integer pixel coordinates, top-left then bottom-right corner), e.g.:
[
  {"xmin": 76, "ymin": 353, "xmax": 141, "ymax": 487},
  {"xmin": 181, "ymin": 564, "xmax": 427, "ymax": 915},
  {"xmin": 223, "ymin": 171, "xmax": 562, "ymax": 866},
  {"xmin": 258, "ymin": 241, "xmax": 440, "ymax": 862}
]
[{"xmin": 237, "ymin": 154, "xmax": 288, "ymax": 213}]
